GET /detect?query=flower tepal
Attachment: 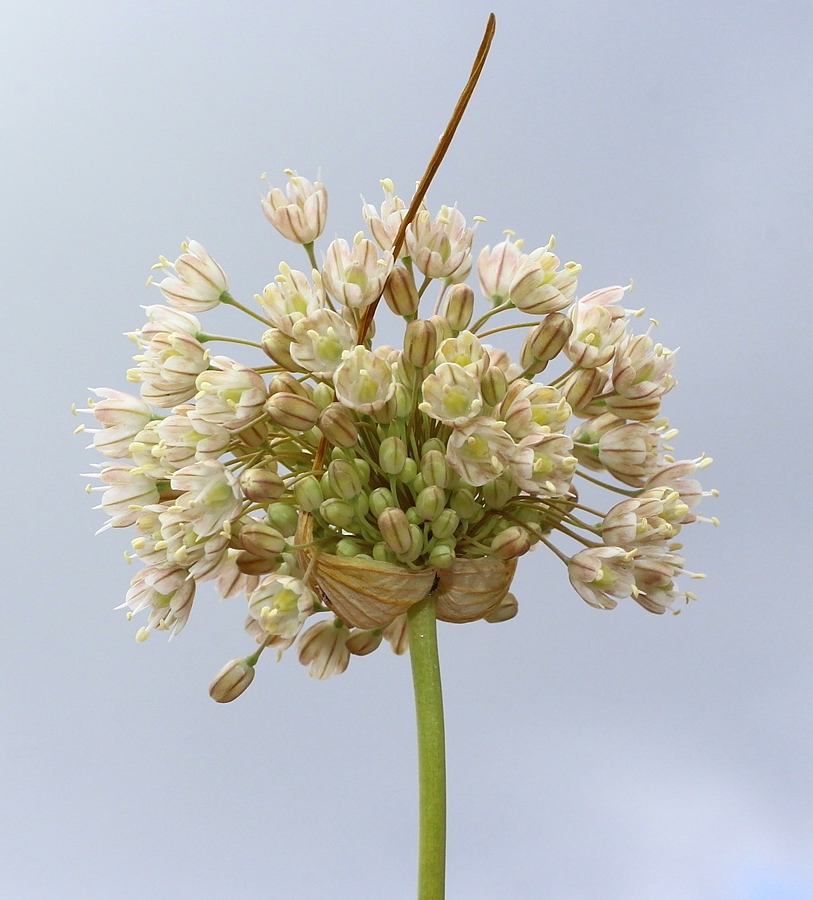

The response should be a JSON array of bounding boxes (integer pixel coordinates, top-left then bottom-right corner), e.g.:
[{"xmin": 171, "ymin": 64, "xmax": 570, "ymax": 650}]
[{"xmin": 78, "ymin": 170, "xmax": 715, "ymax": 695}]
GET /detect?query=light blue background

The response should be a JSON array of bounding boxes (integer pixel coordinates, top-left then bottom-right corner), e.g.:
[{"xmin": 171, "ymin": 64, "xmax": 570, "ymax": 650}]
[{"xmin": 2, "ymin": 1, "xmax": 811, "ymax": 897}]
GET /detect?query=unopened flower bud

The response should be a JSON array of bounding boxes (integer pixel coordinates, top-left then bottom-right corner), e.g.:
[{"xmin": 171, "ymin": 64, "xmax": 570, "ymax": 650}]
[
  {"xmin": 261, "ymin": 328, "xmax": 298, "ymax": 369},
  {"xmin": 380, "ymin": 436, "xmax": 408, "ymax": 475},
  {"xmin": 239, "ymin": 520, "xmax": 287, "ymax": 558},
  {"xmin": 561, "ymin": 367, "xmax": 608, "ymax": 415},
  {"xmin": 480, "ymin": 366, "xmax": 508, "ymax": 407},
  {"xmin": 428, "ymin": 542, "xmax": 456, "ymax": 569},
  {"xmin": 490, "ymin": 526, "xmax": 532, "ymax": 559},
  {"xmin": 406, "ymin": 506, "xmax": 423, "ymax": 526},
  {"xmin": 336, "ymin": 537, "xmax": 363, "ymax": 557},
  {"xmin": 312, "ymin": 381, "xmax": 335, "ymax": 412},
  {"xmin": 383, "ymin": 265, "xmax": 420, "ymax": 317},
  {"xmin": 398, "ymin": 457, "xmax": 418, "ymax": 483},
  {"xmin": 328, "ymin": 459, "xmax": 363, "ymax": 499},
  {"xmin": 431, "ymin": 508, "xmax": 460, "ymax": 540},
  {"xmin": 416, "ymin": 485, "xmax": 447, "ymax": 521},
  {"xmin": 421, "ymin": 449, "xmax": 450, "ymax": 488},
  {"xmin": 320, "ymin": 471, "xmax": 337, "ymax": 500},
  {"xmin": 450, "ymin": 487, "xmax": 479, "ymax": 519},
  {"xmin": 442, "ymin": 283, "xmax": 474, "ymax": 331},
  {"xmin": 235, "ymin": 551, "xmax": 279, "ymax": 576},
  {"xmin": 411, "ymin": 473, "xmax": 427, "ymax": 494},
  {"xmin": 294, "ymin": 474, "xmax": 324, "ymax": 512},
  {"xmin": 266, "ymin": 502, "xmax": 299, "ymax": 537},
  {"xmin": 318, "ymin": 402, "xmax": 359, "ymax": 448},
  {"xmin": 370, "ymin": 392, "xmax": 399, "ymax": 424},
  {"xmin": 353, "ymin": 458, "xmax": 371, "ymax": 482},
  {"xmin": 239, "ymin": 467, "xmax": 285, "ymax": 502},
  {"xmin": 369, "ymin": 487, "xmax": 395, "ymax": 518},
  {"xmin": 484, "ymin": 592, "xmax": 518, "ymax": 623},
  {"xmin": 209, "ymin": 657, "xmax": 255, "ymax": 703},
  {"xmin": 297, "ymin": 618, "xmax": 350, "ymax": 679},
  {"xmin": 481, "ymin": 476, "xmax": 516, "ymax": 509},
  {"xmin": 403, "ymin": 319, "xmax": 438, "ymax": 368},
  {"xmin": 526, "ymin": 313, "xmax": 573, "ymax": 365},
  {"xmin": 320, "ymin": 498, "xmax": 356, "ymax": 529},
  {"xmin": 373, "ymin": 541, "xmax": 398, "ymax": 563},
  {"xmin": 378, "ymin": 507, "xmax": 412, "ymax": 555},
  {"xmin": 399, "ymin": 524, "xmax": 424, "ymax": 562},
  {"xmin": 429, "ymin": 314, "xmax": 454, "ymax": 343},
  {"xmin": 268, "ymin": 372, "xmax": 310, "ymax": 397},
  {"xmin": 352, "ymin": 491, "xmax": 369, "ymax": 519},
  {"xmin": 346, "ymin": 628, "xmax": 384, "ymax": 656},
  {"xmin": 393, "ymin": 383, "xmax": 412, "ymax": 418},
  {"xmin": 265, "ymin": 392, "xmax": 319, "ymax": 431}
]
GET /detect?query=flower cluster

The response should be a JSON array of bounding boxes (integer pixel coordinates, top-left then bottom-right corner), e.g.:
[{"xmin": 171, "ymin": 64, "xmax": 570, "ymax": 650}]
[{"xmin": 77, "ymin": 171, "xmax": 715, "ymax": 698}]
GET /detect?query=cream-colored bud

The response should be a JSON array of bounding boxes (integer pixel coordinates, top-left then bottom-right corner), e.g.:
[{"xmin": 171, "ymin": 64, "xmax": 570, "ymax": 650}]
[
  {"xmin": 239, "ymin": 520, "xmax": 286, "ymax": 558},
  {"xmin": 383, "ymin": 264, "xmax": 420, "ymax": 317},
  {"xmin": 490, "ymin": 526, "xmax": 532, "ymax": 559},
  {"xmin": 484, "ymin": 592, "xmax": 518, "ymax": 623},
  {"xmin": 294, "ymin": 474, "xmax": 324, "ymax": 512},
  {"xmin": 429, "ymin": 314, "xmax": 454, "ymax": 343},
  {"xmin": 378, "ymin": 507, "xmax": 413, "ymax": 555},
  {"xmin": 239, "ymin": 467, "xmax": 285, "ymax": 502},
  {"xmin": 266, "ymin": 502, "xmax": 299, "ymax": 537},
  {"xmin": 369, "ymin": 487, "xmax": 395, "ymax": 518},
  {"xmin": 431, "ymin": 508, "xmax": 460, "ymax": 540},
  {"xmin": 209, "ymin": 657, "xmax": 255, "ymax": 703},
  {"xmin": 265, "ymin": 392, "xmax": 319, "ymax": 431},
  {"xmin": 403, "ymin": 319, "xmax": 438, "ymax": 368},
  {"xmin": 522, "ymin": 312, "xmax": 573, "ymax": 366},
  {"xmin": 421, "ymin": 449, "xmax": 449, "ymax": 488},
  {"xmin": 399, "ymin": 524, "xmax": 424, "ymax": 562},
  {"xmin": 416, "ymin": 485, "xmax": 447, "ymax": 521},
  {"xmin": 235, "ymin": 551, "xmax": 279, "ymax": 575},
  {"xmin": 320, "ymin": 498, "xmax": 356, "ymax": 529},
  {"xmin": 328, "ymin": 459, "xmax": 363, "ymax": 499},
  {"xmin": 370, "ymin": 392, "xmax": 399, "ymax": 424},
  {"xmin": 268, "ymin": 371, "xmax": 310, "ymax": 397},
  {"xmin": 318, "ymin": 402, "xmax": 359, "ymax": 448},
  {"xmin": 346, "ymin": 628, "xmax": 383, "ymax": 656},
  {"xmin": 480, "ymin": 366, "xmax": 508, "ymax": 407},
  {"xmin": 442, "ymin": 283, "xmax": 474, "ymax": 331},
  {"xmin": 561, "ymin": 367, "xmax": 608, "ymax": 415},
  {"xmin": 380, "ymin": 436, "xmax": 408, "ymax": 475},
  {"xmin": 261, "ymin": 328, "xmax": 298, "ymax": 369}
]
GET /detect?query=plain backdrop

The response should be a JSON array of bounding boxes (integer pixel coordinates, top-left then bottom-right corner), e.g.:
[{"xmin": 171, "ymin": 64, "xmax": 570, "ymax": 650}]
[{"xmin": 2, "ymin": 1, "xmax": 812, "ymax": 898}]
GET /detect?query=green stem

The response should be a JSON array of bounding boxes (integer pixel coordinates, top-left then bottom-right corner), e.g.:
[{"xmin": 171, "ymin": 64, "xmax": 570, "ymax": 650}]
[{"xmin": 407, "ymin": 593, "xmax": 446, "ymax": 900}]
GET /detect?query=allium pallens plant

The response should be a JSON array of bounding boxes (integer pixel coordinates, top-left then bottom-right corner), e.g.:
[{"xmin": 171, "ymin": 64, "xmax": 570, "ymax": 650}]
[{"xmin": 75, "ymin": 15, "xmax": 715, "ymax": 898}]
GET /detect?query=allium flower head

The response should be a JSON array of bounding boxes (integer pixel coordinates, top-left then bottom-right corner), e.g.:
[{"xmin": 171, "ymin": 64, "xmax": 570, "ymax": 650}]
[{"xmin": 79, "ymin": 161, "xmax": 714, "ymax": 691}]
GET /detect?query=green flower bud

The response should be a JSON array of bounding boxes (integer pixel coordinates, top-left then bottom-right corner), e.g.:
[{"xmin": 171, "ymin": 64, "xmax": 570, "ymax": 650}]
[
  {"xmin": 421, "ymin": 449, "xmax": 449, "ymax": 488},
  {"xmin": 422, "ymin": 438, "xmax": 446, "ymax": 455},
  {"xmin": 320, "ymin": 471, "xmax": 338, "ymax": 500},
  {"xmin": 378, "ymin": 507, "xmax": 412, "ymax": 555},
  {"xmin": 399, "ymin": 523, "xmax": 424, "ymax": 562},
  {"xmin": 312, "ymin": 381, "xmax": 335, "ymax": 412},
  {"xmin": 427, "ymin": 542, "xmax": 456, "ymax": 569},
  {"xmin": 403, "ymin": 319, "xmax": 438, "ymax": 368},
  {"xmin": 320, "ymin": 498, "xmax": 356, "ymax": 529},
  {"xmin": 353, "ymin": 458, "xmax": 371, "ymax": 483},
  {"xmin": 351, "ymin": 492, "xmax": 370, "ymax": 519},
  {"xmin": 398, "ymin": 457, "xmax": 418, "ymax": 483},
  {"xmin": 369, "ymin": 487, "xmax": 396, "ymax": 518},
  {"xmin": 328, "ymin": 459, "xmax": 363, "ymax": 500},
  {"xmin": 383, "ymin": 264, "xmax": 420, "ymax": 317},
  {"xmin": 442, "ymin": 283, "xmax": 474, "ymax": 332},
  {"xmin": 480, "ymin": 366, "xmax": 508, "ymax": 407},
  {"xmin": 380, "ymin": 436, "xmax": 407, "ymax": 475},
  {"xmin": 481, "ymin": 476, "xmax": 517, "ymax": 509},
  {"xmin": 431, "ymin": 508, "xmax": 460, "ymax": 540},
  {"xmin": 411, "ymin": 473, "xmax": 427, "ymax": 494},
  {"xmin": 416, "ymin": 485, "xmax": 446, "ymax": 521},
  {"xmin": 266, "ymin": 502, "xmax": 299, "ymax": 537},
  {"xmin": 393, "ymin": 383, "xmax": 412, "ymax": 419},
  {"xmin": 239, "ymin": 467, "xmax": 285, "ymax": 503},
  {"xmin": 406, "ymin": 506, "xmax": 423, "ymax": 526},
  {"xmin": 373, "ymin": 541, "xmax": 397, "ymax": 563},
  {"xmin": 294, "ymin": 475, "xmax": 323, "ymax": 512},
  {"xmin": 450, "ymin": 488, "xmax": 479, "ymax": 519},
  {"xmin": 336, "ymin": 537, "xmax": 363, "ymax": 557}
]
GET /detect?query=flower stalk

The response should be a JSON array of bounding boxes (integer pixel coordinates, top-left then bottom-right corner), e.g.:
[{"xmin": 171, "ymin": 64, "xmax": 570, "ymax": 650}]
[{"xmin": 408, "ymin": 592, "xmax": 447, "ymax": 900}]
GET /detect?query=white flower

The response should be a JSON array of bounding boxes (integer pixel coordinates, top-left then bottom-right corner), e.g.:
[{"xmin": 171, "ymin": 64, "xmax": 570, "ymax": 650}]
[
  {"xmin": 435, "ymin": 331, "xmax": 489, "ymax": 377},
  {"xmin": 446, "ymin": 416, "xmax": 518, "ymax": 487},
  {"xmin": 419, "ymin": 363, "xmax": 483, "ymax": 426},
  {"xmin": 121, "ymin": 563, "xmax": 195, "ymax": 639},
  {"xmin": 257, "ymin": 263, "xmax": 324, "ymax": 337},
  {"xmin": 194, "ymin": 357, "xmax": 268, "ymax": 430},
  {"xmin": 511, "ymin": 432, "xmax": 577, "ymax": 496},
  {"xmin": 290, "ymin": 309, "xmax": 357, "ymax": 378},
  {"xmin": 94, "ymin": 463, "xmax": 161, "ymax": 529},
  {"xmin": 155, "ymin": 240, "xmax": 228, "ymax": 312},
  {"xmin": 496, "ymin": 381, "xmax": 571, "ymax": 439},
  {"xmin": 261, "ymin": 170, "xmax": 327, "ymax": 244},
  {"xmin": 565, "ymin": 301, "xmax": 627, "ymax": 368},
  {"xmin": 567, "ymin": 547, "xmax": 636, "ymax": 610},
  {"xmin": 509, "ymin": 246, "xmax": 580, "ymax": 315},
  {"xmin": 321, "ymin": 235, "xmax": 393, "ymax": 310},
  {"xmin": 406, "ymin": 205, "xmax": 474, "ymax": 280},
  {"xmin": 333, "ymin": 345, "xmax": 395, "ymax": 414},
  {"xmin": 361, "ymin": 178, "xmax": 410, "ymax": 256},
  {"xmin": 81, "ymin": 388, "xmax": 154, "ymax": 458},
  {"xmin": 297, "ymin": 618, "xmax": 351, "ymax": 679},
  {"xmin": 247, "ymin": 574, "xmax": 315, "ymax": 640},
  {"xmin": 154, "ymin": 410, "xmax": 231, "ymax": 470},
  {"xmin": 477, "ymin": 237, "xmax": 526, "ymax": 303},
  {"xmin": 169, "ymin": 459, "xmax": 242, "ymax": 539},
  {"xmin": 130, "ymin": 329, "xmax": 209, "ymax": 409}
]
